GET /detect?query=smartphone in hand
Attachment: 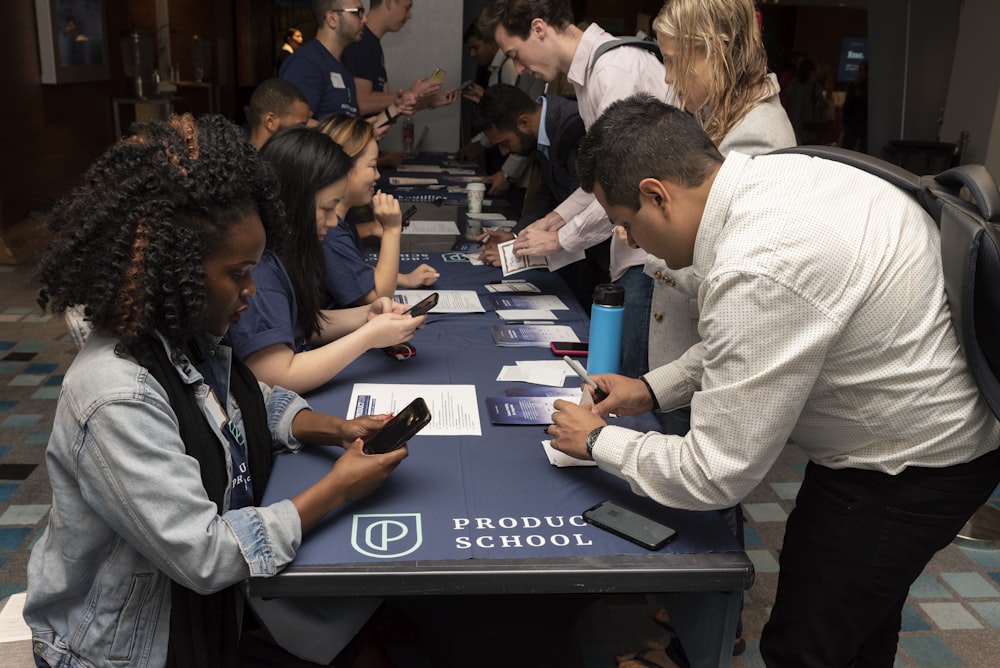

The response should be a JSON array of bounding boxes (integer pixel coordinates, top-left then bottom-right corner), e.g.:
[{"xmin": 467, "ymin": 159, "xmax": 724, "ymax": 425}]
[
  {"xmin": 405, "ymin": 292, "xmax": 439, "ymax": 317},
  {"xmin": 401, "ymin": 205, "xmax": 418, "ymax": 227},
  {"xmin": 362, "ymin": 397, "xmax": 431, "ymax": 454},
  {"xmin": 427, "ymin": 68, "xmax": 447, "ymax": 85}
]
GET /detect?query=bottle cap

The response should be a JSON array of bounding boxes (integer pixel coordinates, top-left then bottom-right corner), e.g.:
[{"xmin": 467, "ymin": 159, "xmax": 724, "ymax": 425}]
[{"xmin": 592, "ymin": 283, "xmax": 624, "ymax": 307}]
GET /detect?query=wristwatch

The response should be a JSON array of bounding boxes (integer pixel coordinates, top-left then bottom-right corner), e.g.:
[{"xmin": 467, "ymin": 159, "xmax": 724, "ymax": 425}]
[
  {"xmin": 586, "ymin": 426, "xmax": 604, "ymax": 458},
  {"xmin": 382, "ymin": 104, "xmax": 398, "ymax": 126}
]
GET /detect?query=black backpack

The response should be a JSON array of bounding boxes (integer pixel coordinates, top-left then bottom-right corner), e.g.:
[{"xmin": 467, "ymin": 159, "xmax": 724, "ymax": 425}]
[
  {"xmin": 587, "ymin": 37, "xmax": 661, "ymax": 76},
  {"xmin": 773, "ymin": 146, "xmax": 1000, "ymax": 419}
]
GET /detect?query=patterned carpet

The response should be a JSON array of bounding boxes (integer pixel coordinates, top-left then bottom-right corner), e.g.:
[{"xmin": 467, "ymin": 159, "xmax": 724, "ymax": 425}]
[{"xmin": 1, "ymin": 256, "xmax": 999, "ymax": 667}]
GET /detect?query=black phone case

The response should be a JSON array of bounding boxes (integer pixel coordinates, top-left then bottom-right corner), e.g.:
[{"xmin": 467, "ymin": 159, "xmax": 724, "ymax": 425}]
[
  {"xmin": 362, "ymin": 398, "xmax": 431, "ymax": 454},
  {"xmin": 406, "ymin": 293, "xmax": 439, "ymax": 317},
  {"xmin": 582, "ymin": 501, "xmax": 677, "ymax": 550}
]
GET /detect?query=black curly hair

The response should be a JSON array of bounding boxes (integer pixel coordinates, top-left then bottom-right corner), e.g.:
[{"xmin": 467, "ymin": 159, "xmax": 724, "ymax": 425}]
[{"xmin": 36, "ymin": 114, "xmax": 286, "ymax": 366}]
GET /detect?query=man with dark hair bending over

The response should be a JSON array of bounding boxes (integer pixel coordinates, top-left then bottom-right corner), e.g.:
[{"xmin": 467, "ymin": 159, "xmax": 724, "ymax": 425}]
[
  {"xmin": 479, "ymin": 0, "xmax": 676, "ymax": 378},
  {"xmin": 476, "ymin": 83, "xmax": 609, "ymax": 309},
  {"xmin": 547, "ymin": 94, "xmax": 1000, "ymax": 668}
]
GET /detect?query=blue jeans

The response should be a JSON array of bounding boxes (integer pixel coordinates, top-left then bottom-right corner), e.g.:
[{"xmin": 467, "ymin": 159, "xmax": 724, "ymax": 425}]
[{"xmin": 614, "ymin": 266, "xmax": 652, "ymax": 379}]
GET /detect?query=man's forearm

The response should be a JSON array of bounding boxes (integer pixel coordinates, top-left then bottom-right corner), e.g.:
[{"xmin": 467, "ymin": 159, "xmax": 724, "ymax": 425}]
[{"xmin": 356, "ymin": 85, "xmax": 397, "ymax": 116}]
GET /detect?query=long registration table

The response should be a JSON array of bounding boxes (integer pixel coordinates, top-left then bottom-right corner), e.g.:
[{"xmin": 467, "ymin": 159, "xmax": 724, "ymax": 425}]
[{"xmin": 250, "ymin": 220, "xmax": 752, "ymax": 667}]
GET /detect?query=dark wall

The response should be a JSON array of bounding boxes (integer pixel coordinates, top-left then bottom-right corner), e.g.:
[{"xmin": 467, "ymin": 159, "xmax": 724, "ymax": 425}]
[
  {"xmin": 0, "ymin": 1, "xmax": 130, "ymax": 226},
  {"xmin": 0, "ymin": 0, "xmax": 237, "ymax": 228}
]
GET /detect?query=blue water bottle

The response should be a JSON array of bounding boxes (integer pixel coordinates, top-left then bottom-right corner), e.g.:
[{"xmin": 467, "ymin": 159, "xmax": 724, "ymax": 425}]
[{"xmin": 587, "ymin": 283, "xmax": 625, "ymax": 375}]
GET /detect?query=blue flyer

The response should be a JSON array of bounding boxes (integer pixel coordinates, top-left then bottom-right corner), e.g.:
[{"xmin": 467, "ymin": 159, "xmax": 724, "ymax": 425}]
[{"xmin": 485, "ymin": 396, "xmax": 560, "ymax": 425}]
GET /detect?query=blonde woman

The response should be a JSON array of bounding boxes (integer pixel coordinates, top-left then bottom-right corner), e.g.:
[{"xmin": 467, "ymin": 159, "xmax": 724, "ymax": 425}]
[{"xmin": 317, "ymin": 115, "xmax": 439, "ymax": 308}]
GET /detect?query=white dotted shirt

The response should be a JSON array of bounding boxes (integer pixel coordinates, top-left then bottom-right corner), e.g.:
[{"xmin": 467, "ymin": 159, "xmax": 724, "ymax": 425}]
[{"xmin": 595, "ymin": 151, "xmax": 1000, "ymax": 510}]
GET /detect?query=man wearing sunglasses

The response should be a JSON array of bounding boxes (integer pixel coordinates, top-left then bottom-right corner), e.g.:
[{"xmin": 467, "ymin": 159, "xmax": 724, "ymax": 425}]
[{"xmin": 280, "ymin": 0, "xmax": 368, "ymax": 120}]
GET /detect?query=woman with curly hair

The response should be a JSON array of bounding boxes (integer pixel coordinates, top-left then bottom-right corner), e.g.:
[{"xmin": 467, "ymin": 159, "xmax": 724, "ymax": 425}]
[
  {"xmin": 24, "ymin": 114, "xmax": 407, "ymax": 668},
  {"xmin": 315, "ymin": 115, "xmax": 438, "ymax": 308},
  {"xmin": 226, "ymin": 124, "xmax": 424, "ymax": 394},
  {"xmin": 620, "ymin": 1, "xmax": 796, "ymax": 666}
]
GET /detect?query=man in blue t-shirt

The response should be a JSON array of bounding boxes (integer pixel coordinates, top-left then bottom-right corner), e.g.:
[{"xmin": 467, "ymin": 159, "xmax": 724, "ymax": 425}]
[
  {"xmin": 280, "ymin": 0, "xmax": 368, "ymax": 119},
  {"xmin": 342, "ymin": 0, "xmax": 458, "ymax": 119}
]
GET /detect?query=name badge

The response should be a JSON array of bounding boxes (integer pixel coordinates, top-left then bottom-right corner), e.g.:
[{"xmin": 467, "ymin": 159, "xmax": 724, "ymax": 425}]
[
  {"xmin": 205, "ymin": 388, "xmax": 229, "ymax": 431},
  {"xmin": 330, "ymin": 72, "xmax": 346, "ymax": 89}
]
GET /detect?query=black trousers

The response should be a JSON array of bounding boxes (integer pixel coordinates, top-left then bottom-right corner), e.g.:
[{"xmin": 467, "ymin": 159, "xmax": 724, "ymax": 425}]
[{"xmin": 761, "ymin": 445, "xmax": 1000, "ymax": 667}]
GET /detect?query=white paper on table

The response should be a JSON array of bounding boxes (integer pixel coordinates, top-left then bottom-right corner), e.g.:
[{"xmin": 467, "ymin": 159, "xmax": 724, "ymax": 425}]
[
  {"xmin": 496, "ymin": 365, "xmax": 566, "ymax": 387},
  {"xmin": 394, "ymin": 289, "xmax": 485, "ymax": 313},
  {"xmin": 466, "ymin": 254, "xmax": 486, "ymax": 265},
  {"xmin": 465, "ymin": 212, "xmax": 507, "ymax": 220},
  {"xmin": 496, "ymin": 309, "xmax": 556, "ymax": 321},
  {"xmin": 348, "ymin": 383, "xmax": 482, "ymax": 436},
  {"xmin": 547, "ymin": 247, "xmax": 587, "ymax": 272},
  {"xmin": 484, "ymin": 282, "xmax": 540, "ymax": 293},
  {"xmin": 542, "ymin": 440, "xmax": 598, "ymax": 467},
  {"xmin": 389, "ymin": 176, "xmax": 439, "ymax": 185},
  {"xmin": 0, "ymin": 593, "xmax": 31, "ymax": 642},
  {"xmin": 498, "ymin": 239, "xmax": 548, "ymax": 276},
  {"xmin": 401, "ymin": 219, "xmax": 461, "ymax": 236},
  {"xmin": 516, "ymin": 360, "xmax": 572, "ymax": 377}
]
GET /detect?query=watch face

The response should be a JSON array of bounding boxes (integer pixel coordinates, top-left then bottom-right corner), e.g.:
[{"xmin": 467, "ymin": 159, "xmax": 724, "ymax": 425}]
[{"xmin": 587, "ymin": 427, "xmax": 602, "ymax": 454}]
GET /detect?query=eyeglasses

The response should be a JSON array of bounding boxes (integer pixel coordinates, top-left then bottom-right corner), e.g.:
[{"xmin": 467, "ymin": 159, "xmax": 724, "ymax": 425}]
[{"xmin": 330, "ymin": 7, "xmax": 365, "ymax": 17}]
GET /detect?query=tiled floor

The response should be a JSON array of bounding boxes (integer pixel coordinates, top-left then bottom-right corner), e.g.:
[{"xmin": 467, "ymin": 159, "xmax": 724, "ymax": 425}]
[{"xmin": 1, "ymin": 257, "xmax": 1000, "ymax": 667}]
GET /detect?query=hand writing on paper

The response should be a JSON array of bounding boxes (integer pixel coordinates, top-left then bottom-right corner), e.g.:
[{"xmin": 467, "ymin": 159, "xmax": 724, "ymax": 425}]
[
  {"xmin": 547, "ymin": 399, "xmax": 606, "ymax": 461},
  {"xmin": 477, "ymin": 229, "xmax": 513, "ymax": 267}
]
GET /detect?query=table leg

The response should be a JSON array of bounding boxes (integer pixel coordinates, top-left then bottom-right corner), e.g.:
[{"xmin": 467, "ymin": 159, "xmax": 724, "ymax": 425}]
[{"xmin": 656, "ymin": 590, "xmax": 741, "ymax": 668}]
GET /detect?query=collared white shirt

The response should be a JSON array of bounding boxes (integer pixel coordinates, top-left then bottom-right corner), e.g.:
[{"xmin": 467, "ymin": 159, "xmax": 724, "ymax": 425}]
[
  {"xmin": 595, "ymin": 151, "xmax": 1000, "ymax": 510},
  {"xmin": 552, "ymin": 25, "xmax": 678, "ymax": 280}
]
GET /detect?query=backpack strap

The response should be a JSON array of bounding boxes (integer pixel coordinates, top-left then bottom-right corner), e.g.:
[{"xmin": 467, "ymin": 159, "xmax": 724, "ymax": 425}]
[
  {"xmin": 771, "ymin": 145, "xmax": 1000, "ymax": 419},
  {"xmin": 588, "ymin": 38, "xmax": 661, "ymax": 76}
]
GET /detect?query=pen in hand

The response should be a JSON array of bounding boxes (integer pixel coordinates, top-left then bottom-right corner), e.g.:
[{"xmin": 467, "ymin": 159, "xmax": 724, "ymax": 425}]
[{"xmin": 563, "ymin": 355, "xmax": 609, "ymax": 402}]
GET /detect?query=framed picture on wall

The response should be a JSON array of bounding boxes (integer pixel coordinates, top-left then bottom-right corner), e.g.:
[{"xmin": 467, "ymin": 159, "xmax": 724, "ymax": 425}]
[{"xmin": 34, "ymin": 0, "xmax": 110, "ymax": 84}]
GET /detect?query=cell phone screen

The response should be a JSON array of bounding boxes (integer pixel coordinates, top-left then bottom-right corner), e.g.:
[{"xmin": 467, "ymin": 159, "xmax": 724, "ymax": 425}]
[
  {"xmin": 583, "ymin": 500, "xmax": 678, "ymax": 550},
  {"xmin": 362, "ymin": 397, "xmax": 431, "ymax": 454}
]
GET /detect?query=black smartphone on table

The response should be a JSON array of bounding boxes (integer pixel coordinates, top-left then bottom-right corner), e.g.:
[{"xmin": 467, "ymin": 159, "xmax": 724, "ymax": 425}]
[
  {"xmin": 362, "ymin": 397, "xmax": 432, "ymax": 455},
  {"xmin": 405, "ymin": 292, "xmax": 439, "ymax": 317},
  {"xmin": 582, "ymin": 500, "xmax": 679, "ymax": 550},
  {"xmin": 550, "ymin": 341, "xmax": 588, "ymax": 356}
]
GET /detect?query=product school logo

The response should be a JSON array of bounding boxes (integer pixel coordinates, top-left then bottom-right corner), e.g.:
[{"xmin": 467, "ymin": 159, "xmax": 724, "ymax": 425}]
[{"xmin": 351, "ymin": 513, "xmax": 423, "ymax": 559}]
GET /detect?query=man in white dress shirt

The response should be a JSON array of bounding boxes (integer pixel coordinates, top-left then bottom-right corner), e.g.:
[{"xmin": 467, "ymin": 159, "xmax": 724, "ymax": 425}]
[
  {"xmin": 480, "ymin": 0, "xmax": 676, "ymax": 378},
  {"xmin": 548, "ymin": 94, "xmax": 1000, "ymax": 667}
]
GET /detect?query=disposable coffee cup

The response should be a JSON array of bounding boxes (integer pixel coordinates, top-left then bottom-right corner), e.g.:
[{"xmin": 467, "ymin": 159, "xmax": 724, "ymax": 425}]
[{"xmin": 466, "ymin": 182, "xmax": 486, "ymax": 214}]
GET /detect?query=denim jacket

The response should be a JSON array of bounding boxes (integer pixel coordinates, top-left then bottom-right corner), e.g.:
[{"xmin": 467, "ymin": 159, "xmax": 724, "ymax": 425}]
[{"xmin": 25, "ymin": 331, "xmax": 309, "ymax": 667}]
